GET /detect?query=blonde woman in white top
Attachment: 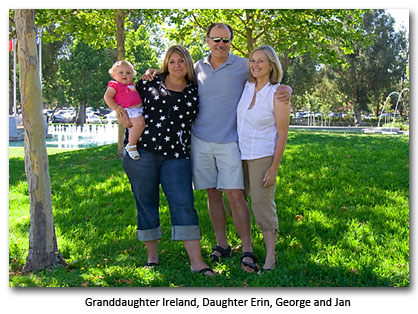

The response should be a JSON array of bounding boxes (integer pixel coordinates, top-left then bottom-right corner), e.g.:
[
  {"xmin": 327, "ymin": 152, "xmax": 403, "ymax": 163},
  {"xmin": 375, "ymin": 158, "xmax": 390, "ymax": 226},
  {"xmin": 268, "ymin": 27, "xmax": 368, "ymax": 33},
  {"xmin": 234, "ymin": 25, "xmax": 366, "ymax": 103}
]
[{"xmin": 237, "ymin": 45, "xmax": 290, "ymax": 271}]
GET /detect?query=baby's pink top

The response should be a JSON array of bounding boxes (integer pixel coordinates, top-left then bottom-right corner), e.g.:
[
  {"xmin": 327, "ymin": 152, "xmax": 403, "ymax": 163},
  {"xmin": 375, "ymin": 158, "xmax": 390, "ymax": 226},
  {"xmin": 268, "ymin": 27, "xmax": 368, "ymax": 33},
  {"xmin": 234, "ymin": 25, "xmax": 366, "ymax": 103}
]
[{"xmin": 108, "ymin": 80, "xmax": 142, "ymax": 108}]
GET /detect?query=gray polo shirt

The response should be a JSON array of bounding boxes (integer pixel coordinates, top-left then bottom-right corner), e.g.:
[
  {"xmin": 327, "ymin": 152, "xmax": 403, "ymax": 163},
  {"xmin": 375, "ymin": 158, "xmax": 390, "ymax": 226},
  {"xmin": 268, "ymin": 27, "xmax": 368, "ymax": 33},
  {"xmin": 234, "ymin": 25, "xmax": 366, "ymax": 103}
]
[{"xmin": 192, "ymin": 53, "xmax": 249, "ymax": 143}]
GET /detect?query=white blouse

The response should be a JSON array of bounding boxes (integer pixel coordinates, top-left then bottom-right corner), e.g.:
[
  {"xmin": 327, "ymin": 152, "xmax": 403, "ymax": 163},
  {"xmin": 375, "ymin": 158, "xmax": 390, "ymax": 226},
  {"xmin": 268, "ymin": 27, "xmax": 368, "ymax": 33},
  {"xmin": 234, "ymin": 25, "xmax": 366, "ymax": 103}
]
[{"xmin": 237, "ymin": 81, "xmax": 279, "ymax": 160}]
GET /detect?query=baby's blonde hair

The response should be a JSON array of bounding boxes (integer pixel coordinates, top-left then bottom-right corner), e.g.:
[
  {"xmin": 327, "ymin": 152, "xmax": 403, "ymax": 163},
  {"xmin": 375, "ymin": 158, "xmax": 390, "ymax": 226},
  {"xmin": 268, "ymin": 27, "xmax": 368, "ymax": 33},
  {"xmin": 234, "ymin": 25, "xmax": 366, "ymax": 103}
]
[{"xmin": 108, "ymin": 60, "xmax": 137, "ymax": 77}]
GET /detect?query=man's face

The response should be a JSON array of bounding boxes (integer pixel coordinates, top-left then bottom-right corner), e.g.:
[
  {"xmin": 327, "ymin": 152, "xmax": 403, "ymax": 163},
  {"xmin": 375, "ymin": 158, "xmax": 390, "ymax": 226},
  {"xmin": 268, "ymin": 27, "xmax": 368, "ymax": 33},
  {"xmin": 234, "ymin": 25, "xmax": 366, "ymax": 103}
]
[{"xmin": 206, "ymin": 26, "xmax": 232, "ymax": 60}]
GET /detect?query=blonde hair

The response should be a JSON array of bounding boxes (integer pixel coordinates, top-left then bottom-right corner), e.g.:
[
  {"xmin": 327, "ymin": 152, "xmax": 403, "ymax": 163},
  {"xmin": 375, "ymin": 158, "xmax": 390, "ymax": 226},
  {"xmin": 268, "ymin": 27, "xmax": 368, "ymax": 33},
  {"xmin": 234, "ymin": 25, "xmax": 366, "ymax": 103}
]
[
  {"xmin": 248, "ymin": 45, "xmax": 283, "ymax": 84},
  {"xmin": 161, "ymin": 45, "xmax": 196, "ymax": 85},
  {"xmin": 108, "ymin": 60, "xmax": 137, "ymax": 77}
]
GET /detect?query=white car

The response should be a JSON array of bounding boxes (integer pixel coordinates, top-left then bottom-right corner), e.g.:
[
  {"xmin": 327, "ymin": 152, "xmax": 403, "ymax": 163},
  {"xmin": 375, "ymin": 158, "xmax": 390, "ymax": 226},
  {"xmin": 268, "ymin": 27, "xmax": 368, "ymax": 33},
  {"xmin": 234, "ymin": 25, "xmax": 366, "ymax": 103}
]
[
  {"xmin": 51, "ymin": 109, "xmax": 76, "ymax": 123},
  {"xmin": 86, "ymin": 114, "xmax": 102, "ymax": 124},
  {"xmin": 104, "ymin": 111, "xmax": 118, "ymax": 124}
]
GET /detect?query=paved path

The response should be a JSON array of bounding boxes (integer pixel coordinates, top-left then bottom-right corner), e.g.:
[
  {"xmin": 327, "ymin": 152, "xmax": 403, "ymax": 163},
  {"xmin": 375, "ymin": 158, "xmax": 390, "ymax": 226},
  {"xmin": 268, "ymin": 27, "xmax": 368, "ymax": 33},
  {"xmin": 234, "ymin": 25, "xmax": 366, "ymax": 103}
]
[{"xmin": 290, "ymin": 125, "xmax": 408, "ymax": 135}]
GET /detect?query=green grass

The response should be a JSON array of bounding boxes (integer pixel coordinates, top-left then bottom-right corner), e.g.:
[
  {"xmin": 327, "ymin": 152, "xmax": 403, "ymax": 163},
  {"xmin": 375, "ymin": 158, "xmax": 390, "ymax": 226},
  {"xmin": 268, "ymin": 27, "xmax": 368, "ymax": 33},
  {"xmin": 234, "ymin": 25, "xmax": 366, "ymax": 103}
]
[{"xmin": 9, "ymin": 130, "xmax": 409, "ymax": 287}]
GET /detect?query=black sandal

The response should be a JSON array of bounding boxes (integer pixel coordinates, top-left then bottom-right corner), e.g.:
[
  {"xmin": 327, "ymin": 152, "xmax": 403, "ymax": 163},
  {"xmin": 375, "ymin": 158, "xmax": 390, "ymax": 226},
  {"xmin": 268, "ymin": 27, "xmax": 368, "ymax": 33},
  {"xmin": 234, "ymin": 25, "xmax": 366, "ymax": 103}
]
[
  {"xmin": 210, "ymin": 245, "xmax": 231, "ymax": 262},
  {"xmin": 192, "ymin": 267, "xmax": 217, "ymax": 276},
  {"xmin": 144, "ymin": 262, "xmax": 159, "ymax": 269},
  {"xmin": 241, "ymin": 252, "xmax": 259, "ymax": 273}
]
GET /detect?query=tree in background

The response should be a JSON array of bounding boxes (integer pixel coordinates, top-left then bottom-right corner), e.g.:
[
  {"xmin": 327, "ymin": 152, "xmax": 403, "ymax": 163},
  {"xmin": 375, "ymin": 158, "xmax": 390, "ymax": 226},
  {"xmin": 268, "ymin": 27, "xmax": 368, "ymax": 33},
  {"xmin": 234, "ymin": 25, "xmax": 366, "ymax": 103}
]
[
  {"xmin": 125, "ymin": 25, "xmax": 160, "ymax": 74},
  {"xmin": 158, "ymin": 9, "xmax": 366, "ymax": 70},
  {"xmin": 330, "ymin": 9, "xmax": 408, "ymax": 125},
  {"xmin": 10, "ymin": 9, "xmax": 408, "ymax": 125},
  {"xmin": 58, "ymin": 40, "xmax": 113, "ymax": 124},
  {"xmin": 155, "ymin": 9, "xmax": 370, "ymax": 118},
  {"xmin": 285, "ymin": 52, "xmax": 320, "ymax": 114},
  {"xmin": 364, "ymin": 10, "xmax": 409, "ymax": 117},
  {"xmin": 268, "ymin": 9, "xmax": 408, "ymax": 123},
  {"xmin": 34, "ymin": 9, "xmax": 162, "ymax": 154},
  {"xmin": 15, "ymin": 9, "xmax": 66, "ymax": 272},
  {"xmin": 36, "ymin": 25, "xmax": 72, "ymax": 110}
]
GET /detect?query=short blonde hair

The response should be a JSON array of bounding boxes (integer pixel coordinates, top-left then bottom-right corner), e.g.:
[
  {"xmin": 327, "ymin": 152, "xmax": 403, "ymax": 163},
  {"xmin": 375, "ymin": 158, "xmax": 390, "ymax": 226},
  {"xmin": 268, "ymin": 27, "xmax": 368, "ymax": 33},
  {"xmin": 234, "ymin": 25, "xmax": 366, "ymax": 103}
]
[
  {"xmin": 161, "ymin": 45, "xmax": 196, "ymax": 85},
  {"xmin": 108, "ymin": 60, "xmax": 137, "ymax": 77},
  {"xmin": 248, "ymin": 45, "xmax": 283, "ymax": 84}
]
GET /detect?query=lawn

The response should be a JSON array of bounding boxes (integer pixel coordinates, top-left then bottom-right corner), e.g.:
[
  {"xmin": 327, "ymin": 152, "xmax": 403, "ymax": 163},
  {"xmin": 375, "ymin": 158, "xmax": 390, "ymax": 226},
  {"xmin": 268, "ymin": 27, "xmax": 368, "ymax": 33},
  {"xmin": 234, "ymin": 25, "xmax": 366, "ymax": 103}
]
[{"xmin": 8, "ymin": 130, "xmax": 409, "ymax": 287}]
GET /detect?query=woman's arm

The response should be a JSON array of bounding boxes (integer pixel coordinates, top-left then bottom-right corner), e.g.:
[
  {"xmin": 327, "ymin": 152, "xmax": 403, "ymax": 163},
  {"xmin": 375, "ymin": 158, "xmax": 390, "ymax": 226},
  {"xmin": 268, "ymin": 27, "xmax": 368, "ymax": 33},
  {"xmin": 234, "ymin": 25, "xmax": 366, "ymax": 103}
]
[{"xmin": 262, "ymin": 94, "xmax": 291, "ymax": 188}]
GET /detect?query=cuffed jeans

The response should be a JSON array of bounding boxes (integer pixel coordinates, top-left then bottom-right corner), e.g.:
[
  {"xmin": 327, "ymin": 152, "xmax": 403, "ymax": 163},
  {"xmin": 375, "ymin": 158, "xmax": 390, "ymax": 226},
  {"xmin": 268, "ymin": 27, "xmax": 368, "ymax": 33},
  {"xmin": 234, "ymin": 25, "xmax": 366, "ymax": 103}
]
[{"xmin": 122, "ymin": 148, "xmax": 201, "ymax": 242}]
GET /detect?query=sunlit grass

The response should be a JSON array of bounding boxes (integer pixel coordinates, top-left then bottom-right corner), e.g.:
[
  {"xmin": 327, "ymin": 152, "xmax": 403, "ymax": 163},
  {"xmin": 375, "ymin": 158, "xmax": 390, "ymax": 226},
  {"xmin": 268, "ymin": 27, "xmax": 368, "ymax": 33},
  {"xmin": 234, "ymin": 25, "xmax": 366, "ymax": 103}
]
[{"xmin": 9, "ymin": 131, "xmax": 409, "ymax": 287}]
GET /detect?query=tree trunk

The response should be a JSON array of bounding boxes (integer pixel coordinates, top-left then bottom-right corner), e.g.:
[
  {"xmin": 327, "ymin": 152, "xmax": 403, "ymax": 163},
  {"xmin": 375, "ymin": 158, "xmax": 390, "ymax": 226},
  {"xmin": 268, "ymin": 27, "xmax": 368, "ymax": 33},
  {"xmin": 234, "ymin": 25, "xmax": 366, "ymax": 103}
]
[
  {"xmin": 353, "ymin": 106, "xmax": 363, "ymax": 126},
  {"xmin": 9, "ymin": 79, "xmax": 14, "ymax": 115},
  {"xmin": 115, "ymin": 9, "xmax": 126, "ymax": 157},
  {"xmin": 352, "ymin": 90, "xmax": 362, "ymax": 126},
  {"xmin": 76, "ymin": 103, "xmax": 86, "ymax": 125},
  {"xmin": 245, "ymin": 12, "xmax": 254, "ymax": 57},
  {"xmin": 375, "ymin": 103, "xmax": 380, "ymax": 118},
  {"xmin": 15, "ymin": 9, "xmax": 66, "ymax": 273}
]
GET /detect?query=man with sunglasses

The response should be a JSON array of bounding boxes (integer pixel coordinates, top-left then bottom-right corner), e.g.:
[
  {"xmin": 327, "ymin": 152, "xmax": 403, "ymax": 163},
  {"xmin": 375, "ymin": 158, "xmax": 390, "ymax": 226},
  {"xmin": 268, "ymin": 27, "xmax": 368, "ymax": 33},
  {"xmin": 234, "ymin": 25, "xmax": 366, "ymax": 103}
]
[{"xmin": 191, "ymin": 23, "xmax": 292, "ymax": 273}]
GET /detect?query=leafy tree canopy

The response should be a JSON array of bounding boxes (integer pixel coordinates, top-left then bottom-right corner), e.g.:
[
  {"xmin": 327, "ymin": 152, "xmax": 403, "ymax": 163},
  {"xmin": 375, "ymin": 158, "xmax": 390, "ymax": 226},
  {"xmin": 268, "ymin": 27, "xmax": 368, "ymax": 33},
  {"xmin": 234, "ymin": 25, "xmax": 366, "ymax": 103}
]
[{"xmin": 156, "ymin": 9, "xmax": 369, "ymax": 68}]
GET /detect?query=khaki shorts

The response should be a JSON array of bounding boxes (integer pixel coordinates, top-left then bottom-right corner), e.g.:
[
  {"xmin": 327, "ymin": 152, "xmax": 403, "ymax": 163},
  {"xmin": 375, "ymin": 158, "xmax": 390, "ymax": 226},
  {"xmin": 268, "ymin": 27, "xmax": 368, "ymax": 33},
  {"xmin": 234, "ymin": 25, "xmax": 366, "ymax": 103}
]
[
  {"xmin": 191, "ymin": 135, "xmax": 244, "ymax": 190},
  {"xmin": 243, "ymin": 156, "xmax": 278, "ymax": 232}
]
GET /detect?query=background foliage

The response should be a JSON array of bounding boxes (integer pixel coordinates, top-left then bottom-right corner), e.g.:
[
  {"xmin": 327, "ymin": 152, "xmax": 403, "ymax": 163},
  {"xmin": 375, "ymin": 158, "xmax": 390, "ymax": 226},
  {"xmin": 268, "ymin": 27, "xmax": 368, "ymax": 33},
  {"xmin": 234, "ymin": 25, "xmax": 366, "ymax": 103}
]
[{"xmin": 8, "ymin": 9, "xmax": 409, "ymax": 126}]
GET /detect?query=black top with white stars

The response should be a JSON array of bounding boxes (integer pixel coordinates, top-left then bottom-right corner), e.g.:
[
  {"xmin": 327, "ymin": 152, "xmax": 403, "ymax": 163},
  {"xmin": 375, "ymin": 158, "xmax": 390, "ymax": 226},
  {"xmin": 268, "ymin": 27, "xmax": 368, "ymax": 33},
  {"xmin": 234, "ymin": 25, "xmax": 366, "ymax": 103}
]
[{"xmin": 131, "ymin": 75, "xmax": 199, "ymax": 159}]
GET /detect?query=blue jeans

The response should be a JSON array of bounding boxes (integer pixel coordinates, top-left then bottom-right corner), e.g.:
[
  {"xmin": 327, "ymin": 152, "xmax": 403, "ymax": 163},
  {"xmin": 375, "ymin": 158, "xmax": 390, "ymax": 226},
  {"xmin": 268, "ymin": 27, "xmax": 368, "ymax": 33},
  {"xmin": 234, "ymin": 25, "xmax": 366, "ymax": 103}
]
[{"xmin": 122, "ymin": 148, "xmax": 201, "ymax": 242}]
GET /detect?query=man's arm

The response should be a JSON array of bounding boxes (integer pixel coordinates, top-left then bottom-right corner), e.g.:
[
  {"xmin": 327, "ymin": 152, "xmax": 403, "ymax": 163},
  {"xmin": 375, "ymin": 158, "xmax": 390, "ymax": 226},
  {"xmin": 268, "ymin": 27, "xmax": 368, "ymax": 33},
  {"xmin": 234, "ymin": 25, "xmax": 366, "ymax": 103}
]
[
  {"xmin": 274, "ymin": 84, "xmax": 292, "ymax": 104},
  {"xmin": 141, "ymin": 68, "xmax": 161, "ymax": 81}
]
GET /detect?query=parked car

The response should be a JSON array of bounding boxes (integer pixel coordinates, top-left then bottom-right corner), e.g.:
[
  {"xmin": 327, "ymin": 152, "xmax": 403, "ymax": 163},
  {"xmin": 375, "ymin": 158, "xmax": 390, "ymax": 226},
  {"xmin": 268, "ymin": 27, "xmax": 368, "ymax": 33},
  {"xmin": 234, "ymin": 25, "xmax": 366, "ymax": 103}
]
[
  {"xmin": 86, "ymin": 114, "xmax": 102, "ymax": 124},
  {"xmin": 104, "ymin": 111, "xmax": 118, "ymax": 124},
  {"xmin": 296, "ymin": 111, "xmax": 309, "ymax": 118},
  {"xmin": 86, "ymin": 107, "xmax": 98, "ymax": 116},
  {"xmin": 98, "ymin": 108, "xmax": 112, "ymax": 117},
  {"xmin": 362, "ymin": 114, "xmax": 374, "ymax": 120},
  {"xmin": 328, "ymin": 112, "xmax": 347, "ymax": 118},
  {"xmin": 296, "ymin": 111, "xmax": 317, "ymax": 118},
  {"xmin": 51, "ymin": 109, "xmax": 75, "ymax": 123}
]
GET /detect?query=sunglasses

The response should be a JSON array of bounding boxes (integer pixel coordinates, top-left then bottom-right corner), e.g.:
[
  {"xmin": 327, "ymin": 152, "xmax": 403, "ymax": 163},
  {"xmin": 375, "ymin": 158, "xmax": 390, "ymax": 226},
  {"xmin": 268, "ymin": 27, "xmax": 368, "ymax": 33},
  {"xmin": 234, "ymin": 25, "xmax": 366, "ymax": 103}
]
[{"xmin": 209, "ymin": 37, "xmax": 231, "ymax": 43}]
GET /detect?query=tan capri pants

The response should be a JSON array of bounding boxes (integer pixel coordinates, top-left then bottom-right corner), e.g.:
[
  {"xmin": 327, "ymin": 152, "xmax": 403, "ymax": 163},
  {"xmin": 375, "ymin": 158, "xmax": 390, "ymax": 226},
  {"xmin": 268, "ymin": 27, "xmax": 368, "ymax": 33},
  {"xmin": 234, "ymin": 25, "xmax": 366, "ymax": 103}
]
[{"xmin": 242, "ymin": 156, "xmax": 279, "ymax": 232}]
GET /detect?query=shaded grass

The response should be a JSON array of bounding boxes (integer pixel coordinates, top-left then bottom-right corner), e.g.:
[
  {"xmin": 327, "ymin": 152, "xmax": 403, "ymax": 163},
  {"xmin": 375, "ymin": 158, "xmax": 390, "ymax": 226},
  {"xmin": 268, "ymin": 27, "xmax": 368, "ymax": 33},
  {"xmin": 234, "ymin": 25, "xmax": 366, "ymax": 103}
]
[{"xmin": 9, "ymin": 131, "xmax": 409, "ymax": 287}]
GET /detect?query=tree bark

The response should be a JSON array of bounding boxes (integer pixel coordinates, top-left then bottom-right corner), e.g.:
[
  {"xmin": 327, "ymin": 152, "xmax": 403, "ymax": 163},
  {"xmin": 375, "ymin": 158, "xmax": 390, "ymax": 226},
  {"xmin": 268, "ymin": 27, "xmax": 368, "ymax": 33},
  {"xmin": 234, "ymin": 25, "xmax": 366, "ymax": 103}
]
[
  {"xmin": 15, "ymin": 9, "xmax": 66, "ymax": 273},
  {"xmin": 115, "ymin": 9, "xmax": 126, "ymax": 157},
  {"xmin": 76, "ymin": 103, "xmax": 86, "ymax": 125}
]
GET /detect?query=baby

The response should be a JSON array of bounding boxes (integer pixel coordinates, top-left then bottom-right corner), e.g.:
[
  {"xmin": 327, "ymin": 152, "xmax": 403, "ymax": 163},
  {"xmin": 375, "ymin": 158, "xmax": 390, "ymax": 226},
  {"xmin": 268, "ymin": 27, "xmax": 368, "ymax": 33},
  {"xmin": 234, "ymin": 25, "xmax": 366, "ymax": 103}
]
[{"xmin": 104, "ymin": 60, "xmax": 145, "ymax": 160}]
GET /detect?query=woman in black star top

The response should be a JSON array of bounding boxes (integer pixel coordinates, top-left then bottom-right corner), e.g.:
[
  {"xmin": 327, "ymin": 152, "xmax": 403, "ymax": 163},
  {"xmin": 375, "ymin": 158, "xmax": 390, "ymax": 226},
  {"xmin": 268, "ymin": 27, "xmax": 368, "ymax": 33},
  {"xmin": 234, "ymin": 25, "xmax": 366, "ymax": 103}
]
[
  {"xmin": 136, "ymin": 65, "xmax": 198, "ymax": 159},
  {"xmin": 119, "ymin": 45, "xmax": 215, "ymax": 276}
]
